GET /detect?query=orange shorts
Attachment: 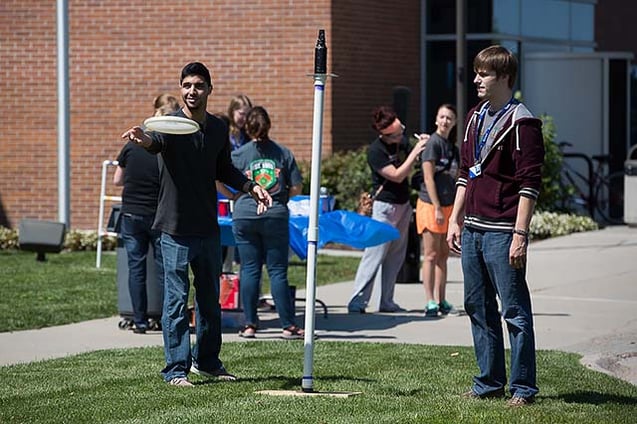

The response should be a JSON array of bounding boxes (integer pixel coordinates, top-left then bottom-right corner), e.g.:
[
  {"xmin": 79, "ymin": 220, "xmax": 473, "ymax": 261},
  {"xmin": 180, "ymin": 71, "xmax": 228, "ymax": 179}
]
[{"xmin": 416, "ymin": 198, "xmax": 453, "ymax": 235}]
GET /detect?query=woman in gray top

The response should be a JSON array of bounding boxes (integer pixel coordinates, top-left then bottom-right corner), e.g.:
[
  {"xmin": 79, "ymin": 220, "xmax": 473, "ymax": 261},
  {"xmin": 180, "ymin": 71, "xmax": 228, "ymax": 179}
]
[
  {"xmin": 230, "ymin": 106, "xmax": 305, "ymax": 339},
  {"xmin": 415, "ymin": 104, "xmax": 459, "ymax": 317}
]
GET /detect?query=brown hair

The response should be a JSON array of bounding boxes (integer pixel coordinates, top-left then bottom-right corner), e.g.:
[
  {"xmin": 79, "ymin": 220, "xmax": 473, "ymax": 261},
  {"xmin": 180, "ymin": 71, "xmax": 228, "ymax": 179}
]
[
  {"xmin": 227, "ymin": 94, "xmax": 253, "ymax": 137},
  {"xmin": 153, "ymin": 93, "xmax": 180, "ymax": 116},
  {"xmin": 473, "ymin": 45, "xmax": 518, "ymax": 89},
  {"xmin": 437, "ymin": 103, "xmax": 458, "ymax": 144},
  {"xmin": 245, "ymin": 106, "xmax": 271, "ymax": 141},
  {"xmin": 371, "ymin": 105, "xmax": 397, "ymax": 132}
]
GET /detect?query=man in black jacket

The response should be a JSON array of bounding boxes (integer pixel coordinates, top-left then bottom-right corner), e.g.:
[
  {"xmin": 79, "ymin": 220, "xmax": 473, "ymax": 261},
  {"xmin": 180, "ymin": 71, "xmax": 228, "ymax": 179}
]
[{"xmin": 122, "ymin": 62, "xmax": 271, "ymax": 387}]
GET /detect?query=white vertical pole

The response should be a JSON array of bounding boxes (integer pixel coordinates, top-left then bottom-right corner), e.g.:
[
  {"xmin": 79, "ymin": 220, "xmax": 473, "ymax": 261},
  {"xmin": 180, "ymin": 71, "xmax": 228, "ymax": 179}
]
[
  {"xmin": 302, "ymin": 30, "xmax": 328, "ymax": 393},
  {"xmin": 96, "ymin": 160, "xmax": 110, "ymax": 268},
  {"xmin": 57, "ymin": 0, "xmax": 70, "ymax": 227}
]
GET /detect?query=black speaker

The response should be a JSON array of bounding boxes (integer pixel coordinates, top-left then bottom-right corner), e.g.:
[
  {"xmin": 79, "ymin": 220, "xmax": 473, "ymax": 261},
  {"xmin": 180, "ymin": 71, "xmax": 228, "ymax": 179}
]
[
  {"xmin": 18, "ymin": 219, "xmax": 66, "ymax": 261},
  {"xmin": 107, "ymin": 204, "xmax": 122, "ymax": 233}
]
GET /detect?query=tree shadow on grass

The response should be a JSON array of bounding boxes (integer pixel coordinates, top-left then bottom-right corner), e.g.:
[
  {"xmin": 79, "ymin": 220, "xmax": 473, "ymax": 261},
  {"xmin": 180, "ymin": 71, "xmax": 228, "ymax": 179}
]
[{"xmin": 545, "ymin": 391, "xmax": 637, "ymax": 405}]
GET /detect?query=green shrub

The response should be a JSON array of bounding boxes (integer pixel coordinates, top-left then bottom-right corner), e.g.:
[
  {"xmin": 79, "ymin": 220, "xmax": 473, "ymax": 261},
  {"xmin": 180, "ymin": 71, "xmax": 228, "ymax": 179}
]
[
  {"xmin": 530, "ymin": 211, "xmax": 598, "ymax": 239},
  {"xmin": 0, "ymin": 226, "xmax": 18, "ymax": 249},
  {"xmin": 537, "ymin": 114, "xmax": 570, "ymax": 212},
  {"xmin": 299, "ymin": 147, "xmax": 371, "ymax": 211},
  {"xmin": 64, "ymin": 229, "xmax": 117, "ymax": 251},
  {"xmin": 0, "ymin": 226, "xmax": 116, "ymax": 252}
]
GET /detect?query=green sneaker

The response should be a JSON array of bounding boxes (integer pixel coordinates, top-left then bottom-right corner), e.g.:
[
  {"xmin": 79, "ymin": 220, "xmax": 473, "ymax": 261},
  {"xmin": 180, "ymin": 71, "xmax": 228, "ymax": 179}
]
[
  {"xmin": 425, "ymin": 300, "xmax": 439, "ymax": 317},
  {"xmin": 439, "ymin": 300, "xmax": 458, "ymax": 316}
]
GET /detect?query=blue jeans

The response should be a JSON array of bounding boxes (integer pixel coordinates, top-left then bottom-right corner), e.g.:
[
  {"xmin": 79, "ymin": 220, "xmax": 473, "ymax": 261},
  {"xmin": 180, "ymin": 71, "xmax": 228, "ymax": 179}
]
[
  {"xmin": 233, "ymin": 217, "xmax": 296, "ymax": 329},
  {"xmin": 461, "ymin": 228, "xmax": 538, "ymax": 399},
  {"xmin": 159, "ymin": 233, "xmax": 224, "ymax": 381},
  {"xmin": 120, "ymin": 213, "xmax": 163, "ymax": 328}
]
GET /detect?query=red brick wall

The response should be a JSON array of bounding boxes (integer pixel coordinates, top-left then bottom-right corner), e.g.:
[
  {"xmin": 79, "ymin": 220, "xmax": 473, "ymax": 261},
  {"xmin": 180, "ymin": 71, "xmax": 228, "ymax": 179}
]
[
  {"xmin": 0, "ymin": 1, "xmax": 59, "ymax": 227},
  {"xmin": 0, "ymin": 0, "xmax": 421, "ymax": 229},
  {"xmin": 331, "ymin": 1, "xmax": 421, "ymax": 151}
]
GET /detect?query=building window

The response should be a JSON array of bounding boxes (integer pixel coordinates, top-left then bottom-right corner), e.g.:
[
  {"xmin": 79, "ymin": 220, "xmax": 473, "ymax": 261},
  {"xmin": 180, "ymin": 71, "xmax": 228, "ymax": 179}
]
[
  {"xmin": 425, "ymin": 39, "xmax": 492, "ymax": 126},
  {"xmin": 570, "ymin": 2, "xmax": 594, "ymax": 41},
  {"xmin": 493, "ymin": 0, "xmax": 520, "ymax": 35},
  {"xmin": 426, "ymin": 0, "xmax": 492, "ymax": 34},
  {"xmin": 521, "ymin": 0, "xmax": 570, "ymax": 40}
]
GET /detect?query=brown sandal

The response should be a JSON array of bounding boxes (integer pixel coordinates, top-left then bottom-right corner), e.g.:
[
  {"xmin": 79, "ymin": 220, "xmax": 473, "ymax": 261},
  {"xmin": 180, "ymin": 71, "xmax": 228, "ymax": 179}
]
[
  {"xmin": 282, "ymin": 325, "xmax": 304, "ymax": 340},
  {"xmin": 239, "ymin": 325, "xmax": 256, "ymax": 338}
]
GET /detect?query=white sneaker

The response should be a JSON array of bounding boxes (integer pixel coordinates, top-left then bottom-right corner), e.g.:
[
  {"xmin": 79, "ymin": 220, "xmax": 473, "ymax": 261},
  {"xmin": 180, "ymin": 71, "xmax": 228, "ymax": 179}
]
[
  {"xmin": 168, "ymin": 377, "xmax": 194, "ymax": 387},
  {"xmin": 190, "ymin": 365, "xmax": 237, "ymax": 381}
]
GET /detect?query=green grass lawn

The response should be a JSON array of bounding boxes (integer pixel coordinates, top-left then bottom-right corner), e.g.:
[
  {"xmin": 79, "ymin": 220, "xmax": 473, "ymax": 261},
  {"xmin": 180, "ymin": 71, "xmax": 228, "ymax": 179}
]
[
  {"xmin": 2, "ymin": 250, "xmax": 636, "ymax": 423},
  {"xmin": 1, "ymin": 342, "xmax": 635, "ymax": 423},
  {"xmin": 0, "ymin": 250, "xmax": 361, "ymax": 332}
]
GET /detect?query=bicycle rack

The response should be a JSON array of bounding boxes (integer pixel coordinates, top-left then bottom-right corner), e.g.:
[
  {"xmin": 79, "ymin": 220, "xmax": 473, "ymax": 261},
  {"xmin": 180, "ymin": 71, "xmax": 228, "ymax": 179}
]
[{"xmin": 96, "ymin": 160, "xmax": 121, "ymax": 268}]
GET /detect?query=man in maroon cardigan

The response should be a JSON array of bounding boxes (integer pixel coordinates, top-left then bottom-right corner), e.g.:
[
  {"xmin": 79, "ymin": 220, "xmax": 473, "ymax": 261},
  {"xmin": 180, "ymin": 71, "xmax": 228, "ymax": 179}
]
[{"xmin": 447, "ymin": 45, "xmax": 545, "ymax": 407}]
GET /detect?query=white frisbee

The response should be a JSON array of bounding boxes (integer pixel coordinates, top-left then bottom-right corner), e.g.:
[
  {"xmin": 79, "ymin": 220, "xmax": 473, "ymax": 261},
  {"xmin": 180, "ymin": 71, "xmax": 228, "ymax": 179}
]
[{"xmin": 143, "ymin": 116, "xmax": 200, "ymax": 135}]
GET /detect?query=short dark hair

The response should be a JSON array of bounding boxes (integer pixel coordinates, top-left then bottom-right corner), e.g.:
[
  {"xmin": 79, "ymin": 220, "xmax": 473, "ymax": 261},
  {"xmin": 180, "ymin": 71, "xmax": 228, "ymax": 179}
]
[
  {"xmin": 371, "ymin": 106, "xmax": 397, "ymax": 132},
  {"xmin": 180, "ymin": 62, "xmax": 212, "ymax": 88},
  {"xmin": 245, "ymin": 106, "xmax": 271, "ymax": 141},
  {"xmin": 473, "ymin": 45, "xmax": 518, "ymax": 89}
]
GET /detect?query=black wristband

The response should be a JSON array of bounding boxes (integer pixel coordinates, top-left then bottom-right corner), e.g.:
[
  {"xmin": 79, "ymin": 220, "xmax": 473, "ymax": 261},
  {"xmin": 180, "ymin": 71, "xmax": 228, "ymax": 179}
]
[
  {"xmin": 243, "ymin": 181, "xmax": 257, "ymax": 193},
  {"xmin": 512, "ymin": 228, "xmax": 529, "ymax": 238}
]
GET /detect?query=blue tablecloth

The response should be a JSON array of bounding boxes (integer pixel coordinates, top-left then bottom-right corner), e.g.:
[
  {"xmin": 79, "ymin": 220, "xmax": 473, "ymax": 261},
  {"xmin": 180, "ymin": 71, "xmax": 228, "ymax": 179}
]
[
  {"xmin": 218, "ymin": 210, "xmax": 399, "ymax": 260},
  {"xmin": 218, "ymin": 216, "xmax": 236, "ymax": 247}
]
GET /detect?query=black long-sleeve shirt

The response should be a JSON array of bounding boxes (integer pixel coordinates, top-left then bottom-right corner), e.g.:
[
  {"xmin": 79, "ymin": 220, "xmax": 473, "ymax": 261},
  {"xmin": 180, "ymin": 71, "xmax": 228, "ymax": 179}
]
[{"xmin": 146, "ymin": 110, "xmax": 249, "ymax": 237}]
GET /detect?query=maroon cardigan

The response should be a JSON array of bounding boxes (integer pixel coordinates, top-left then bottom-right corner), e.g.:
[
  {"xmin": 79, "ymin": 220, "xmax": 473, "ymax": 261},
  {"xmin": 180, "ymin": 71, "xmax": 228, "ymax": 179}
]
[{"xmin": 456, "ymin": 100, "xmax": 545, "ymax": 232}]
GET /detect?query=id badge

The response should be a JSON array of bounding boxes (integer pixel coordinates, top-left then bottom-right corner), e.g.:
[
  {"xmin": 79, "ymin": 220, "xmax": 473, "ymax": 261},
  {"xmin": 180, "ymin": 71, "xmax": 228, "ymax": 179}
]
[{"xmin": 469, "ymin": 163, "xmax": 482, "ymax": 179}]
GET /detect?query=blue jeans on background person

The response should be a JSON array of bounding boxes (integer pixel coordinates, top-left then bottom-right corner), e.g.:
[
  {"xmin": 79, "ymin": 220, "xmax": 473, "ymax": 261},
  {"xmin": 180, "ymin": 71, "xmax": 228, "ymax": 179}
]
[
  {"xmin": 233, "ymin": 217, "xmax": 296, "ymax": 329},
  {"xmin": 461, "ymin": 227, "xmax": 539, "ymax": 399},
  {"xmin": 159, "ymin": 233, "xmax": 224, "ymax": 382},
  {"xmin": 120, "ymin": 213, "xmax": 163, "ymax": 330}
]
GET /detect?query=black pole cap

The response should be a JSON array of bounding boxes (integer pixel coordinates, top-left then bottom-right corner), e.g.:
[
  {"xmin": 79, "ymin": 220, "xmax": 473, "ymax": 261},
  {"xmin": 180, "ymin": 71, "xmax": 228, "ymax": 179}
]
[{"xmin": 314, "ymin": 29, "xmax": 327, "ymax": 74}]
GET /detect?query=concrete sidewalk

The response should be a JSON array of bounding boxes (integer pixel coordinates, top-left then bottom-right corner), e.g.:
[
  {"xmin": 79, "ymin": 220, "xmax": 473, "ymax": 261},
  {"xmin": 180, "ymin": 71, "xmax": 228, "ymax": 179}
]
[{"xmin": 1, "ymin": 226, "xmax": 636, "ymax": 385}]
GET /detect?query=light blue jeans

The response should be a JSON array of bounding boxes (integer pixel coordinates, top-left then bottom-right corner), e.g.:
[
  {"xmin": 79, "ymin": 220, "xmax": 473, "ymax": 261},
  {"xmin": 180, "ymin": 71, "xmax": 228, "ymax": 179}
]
[
  {"xmin": 233, "ymin": 217, "xmax": 296, "ymax": 329},
  {"xmin": 461, "ymin": 227, "xmax": 538, "ymax": 399},
  {"xmin": 348, "ymin": 200, "xmax": 411, "ymax": 311},
  {"xmin": 159, "ymin": 233, "xmax": 224, "ymax": 381}
]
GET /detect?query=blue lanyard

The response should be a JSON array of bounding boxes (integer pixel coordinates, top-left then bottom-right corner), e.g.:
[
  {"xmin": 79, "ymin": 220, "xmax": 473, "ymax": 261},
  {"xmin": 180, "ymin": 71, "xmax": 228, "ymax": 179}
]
[
  {"xmin": 474, "ymin": 98, "xmax": 515, "ymax": 162},
  {"xmin": 230, "ymin": 134, "xmax": 241, "ymax": 151}
]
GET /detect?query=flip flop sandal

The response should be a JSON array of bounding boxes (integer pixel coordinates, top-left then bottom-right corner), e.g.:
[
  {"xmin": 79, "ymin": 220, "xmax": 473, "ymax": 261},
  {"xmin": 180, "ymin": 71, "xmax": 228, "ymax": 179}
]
[
  {"xmin": 282, "ymin": 325, "xmax": 304, "ymax": 340},
  {"xmin": 238, "ymin": 325, "xmax": 256, "ymax": 338}
]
